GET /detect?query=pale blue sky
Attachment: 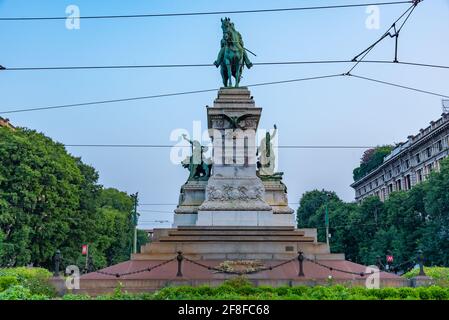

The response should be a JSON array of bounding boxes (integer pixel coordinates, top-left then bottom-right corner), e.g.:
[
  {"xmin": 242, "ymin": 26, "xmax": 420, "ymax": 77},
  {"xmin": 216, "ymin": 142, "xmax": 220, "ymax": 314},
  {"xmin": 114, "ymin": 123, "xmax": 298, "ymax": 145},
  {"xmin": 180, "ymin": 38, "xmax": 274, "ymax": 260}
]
[{"xmin": 1, "ymin": 0, "xmax": 448, "ymax": 228}]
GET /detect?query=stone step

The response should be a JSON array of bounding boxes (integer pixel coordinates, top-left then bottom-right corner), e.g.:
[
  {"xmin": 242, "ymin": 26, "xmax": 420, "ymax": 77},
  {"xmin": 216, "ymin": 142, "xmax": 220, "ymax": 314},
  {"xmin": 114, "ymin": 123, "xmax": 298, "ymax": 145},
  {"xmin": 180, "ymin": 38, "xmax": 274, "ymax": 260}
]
[
  {"xmin": 143, "ymin": 241, "xmax": 326, "ymax": 255},
  {"xmin": 167, "ymin": 230, "xmax": 306, "ymax": 237},
  {"xmin": 133, "ymin": 252, "xmax": 341, "ymax": 261},
  {"xmin": 176, "ymin": 226, "xmax": 296, "ymax": 231},
  {"xmin": 158, "ymin": 235, "xmax": 315, "ymax": 242}
]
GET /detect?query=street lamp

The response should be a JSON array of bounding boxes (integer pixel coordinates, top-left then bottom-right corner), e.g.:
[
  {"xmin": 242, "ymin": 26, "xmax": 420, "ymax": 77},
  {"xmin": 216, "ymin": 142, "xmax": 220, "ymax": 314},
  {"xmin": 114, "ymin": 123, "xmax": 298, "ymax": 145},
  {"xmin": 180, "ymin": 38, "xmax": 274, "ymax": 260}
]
[{"xmin": 324, "ymin": 192, "xmax": 331, "ymax": 248}]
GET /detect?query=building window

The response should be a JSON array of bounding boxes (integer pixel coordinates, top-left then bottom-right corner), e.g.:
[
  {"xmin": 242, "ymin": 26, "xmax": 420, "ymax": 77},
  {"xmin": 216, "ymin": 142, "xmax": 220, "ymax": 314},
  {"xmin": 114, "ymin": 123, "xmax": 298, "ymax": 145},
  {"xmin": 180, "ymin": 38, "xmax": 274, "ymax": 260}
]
[
  {"xmin": 416, "ymin": 154, "xmax": 421, "ymax": 164},
  {"xmin": 388, "ymin": 184, "xmax": 393, "ymax": 194},
  {"xmin": 437, "ymin": 140, "xmax": 443, "ymax": 152},
  {"xmin": 417, "ymin": 169, "xmax": 423, "ymax": 183},
  {"xmin": 426, "ymin": 147, "xmax": 432, "ymax": 158},
  {"xmin": 396, "ymin": 180, "xmax": 402, "ymax": 191},
  {"xmin": 405, "ymin": 159, "xmax": 410, "ymax": 169},
  {"xmin": 396, "ymin": 165, "xmax": 401, "ymax": 175},
  {"xmin": 375, "ymin": 179, "xmax": 378, "ymax": 187},
  {"xmin": 388, "ymin": 170, "xmax": 392, "ymax": 178},
  {"xmin": 405, "ymin": 175, "xmax": 411, "ymax": 190},
  {"xmin": 369, "ymin": 182, "xmax": 372, "ymax": 190}
]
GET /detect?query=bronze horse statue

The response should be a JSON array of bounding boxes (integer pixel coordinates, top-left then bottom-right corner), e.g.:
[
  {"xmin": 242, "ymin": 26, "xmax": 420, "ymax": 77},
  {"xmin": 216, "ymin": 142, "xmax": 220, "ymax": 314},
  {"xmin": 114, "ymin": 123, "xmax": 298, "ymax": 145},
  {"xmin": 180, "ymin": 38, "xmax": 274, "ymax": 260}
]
[{"xmin": 214, "ymin": 18, "xmax": 253, "ymax": 87}]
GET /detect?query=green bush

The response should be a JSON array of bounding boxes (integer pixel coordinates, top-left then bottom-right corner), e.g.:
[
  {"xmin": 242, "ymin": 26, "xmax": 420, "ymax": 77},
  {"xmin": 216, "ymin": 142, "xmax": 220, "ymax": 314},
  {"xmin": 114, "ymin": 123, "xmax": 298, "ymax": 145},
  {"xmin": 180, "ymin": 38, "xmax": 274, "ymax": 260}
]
[
  {"xmin": 404, "ymin": 267, "xmax": 449, "ymax": 287},
  {"xmin": 0, "ymin": 267, "xmax": 55, "ymax": 297},
  {"xmin": 0, "ymin": 276, "xmax": 18, "ymax": 292},
  {"xmin": 1, "ymin": 275, "xmax": 449, "ymax": 300},
  {"xmin": 0, "ymin": 285, "xmax": 49, "ymax": 300}
]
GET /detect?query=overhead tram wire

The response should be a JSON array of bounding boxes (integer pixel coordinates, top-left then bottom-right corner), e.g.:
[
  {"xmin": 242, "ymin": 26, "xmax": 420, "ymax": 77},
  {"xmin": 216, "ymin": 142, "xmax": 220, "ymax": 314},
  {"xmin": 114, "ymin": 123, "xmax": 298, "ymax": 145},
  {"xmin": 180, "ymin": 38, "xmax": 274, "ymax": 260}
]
[
  {"xmin": 0, "ymin": 1, "xmax": 414, "ymax": 21},
  {"xmin": 2, "ymin": 70, "xmax": 448, "ymax": 115},
  {"xmin": 349, "ymin": 74, "xmax": 449, "ymax": 99},
  {"xmin": 346, "ymin": 0, "xmax": 421, "ymax": 75},
  {"xmin": 3, "ymin": 60, "xmax": 449, "ymax": 72},
  {"xmin": 0, "ymin": 73, "xmax": 344, "ymax": 115},
  {"xmin": 2, "ymin": 71, "xmax": 448, "ymax": 115},
  {"xmin": 62, "ymin": 144, "xmax": 376, "ymax": 149}
]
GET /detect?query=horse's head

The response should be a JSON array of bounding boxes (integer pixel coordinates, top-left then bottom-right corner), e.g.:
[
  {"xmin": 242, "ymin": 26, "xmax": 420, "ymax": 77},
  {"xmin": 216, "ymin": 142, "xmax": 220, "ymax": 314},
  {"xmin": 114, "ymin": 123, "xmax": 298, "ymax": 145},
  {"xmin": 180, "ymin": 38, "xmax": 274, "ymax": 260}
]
[{"xmin": 220, "ymin": 17, "xmax": 232, "ymax": 33}]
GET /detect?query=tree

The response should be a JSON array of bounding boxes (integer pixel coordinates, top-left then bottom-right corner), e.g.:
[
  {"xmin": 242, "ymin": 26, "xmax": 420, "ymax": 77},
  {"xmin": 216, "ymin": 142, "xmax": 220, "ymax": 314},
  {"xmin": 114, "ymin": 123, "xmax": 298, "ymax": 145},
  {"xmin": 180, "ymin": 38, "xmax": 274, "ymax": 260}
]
[
  {"xmin": 353, "ymin": 145, "xmax": 393, "ymax": 181},
  {"xmin": 95, "ymin": 188, "xmax": 135, "ymax": 267},
  {"xmin": 0, "ymin": 128, "xmax": 86, "ymax": 267},
  {"xmin": 137, "ymin": 230, "xmax": 150, "ymax": 253},
  {"xmin": 0, "ymin": 127, "xmax": 145, "ymax": 269},
  {"xmin": 296, "ymin": 190, "xmax": 341, "ymax": 243},
  {"xmin": 420, "ymin": 158, "xmax": 449, "ymax": 265}
]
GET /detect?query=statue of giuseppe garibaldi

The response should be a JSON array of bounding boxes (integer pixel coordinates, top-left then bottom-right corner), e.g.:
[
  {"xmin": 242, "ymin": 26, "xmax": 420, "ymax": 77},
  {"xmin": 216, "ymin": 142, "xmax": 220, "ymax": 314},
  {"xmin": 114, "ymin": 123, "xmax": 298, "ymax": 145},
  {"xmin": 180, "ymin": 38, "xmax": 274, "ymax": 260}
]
[{"xmin": 214, "ymin": 17, "xmax": 253, "ymax": 88}]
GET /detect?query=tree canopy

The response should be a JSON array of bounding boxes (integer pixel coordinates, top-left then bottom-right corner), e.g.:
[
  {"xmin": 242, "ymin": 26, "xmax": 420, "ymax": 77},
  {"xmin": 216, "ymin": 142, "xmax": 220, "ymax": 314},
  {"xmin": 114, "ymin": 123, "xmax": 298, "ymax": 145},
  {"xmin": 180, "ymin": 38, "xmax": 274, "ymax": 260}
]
[
  {"xmin": 0, "ymin": 127, "xmax": 148, "ymax": 269},
  {"xmin": 297, "ymin": 157, "xmax": 449, "ymax": 267},
  {"xmin": 353, "ymin": 145, "xmax": 393, "ymax": 181}
]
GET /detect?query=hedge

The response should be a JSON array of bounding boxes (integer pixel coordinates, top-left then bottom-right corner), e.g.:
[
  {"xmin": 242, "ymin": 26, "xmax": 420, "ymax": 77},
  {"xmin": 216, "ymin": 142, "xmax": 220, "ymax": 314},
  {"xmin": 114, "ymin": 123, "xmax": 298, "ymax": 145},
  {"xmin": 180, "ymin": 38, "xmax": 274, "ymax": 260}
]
[{"xmin": 0, "ymin": 267, "xmax": 55, "ymax": 297}]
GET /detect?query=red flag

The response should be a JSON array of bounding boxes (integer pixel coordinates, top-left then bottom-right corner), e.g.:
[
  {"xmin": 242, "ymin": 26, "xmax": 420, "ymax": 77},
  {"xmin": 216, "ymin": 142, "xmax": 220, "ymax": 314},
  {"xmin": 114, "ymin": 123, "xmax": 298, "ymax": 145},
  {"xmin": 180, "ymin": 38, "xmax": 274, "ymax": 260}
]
[{"xmin": 82, "ymin": 244, "xmax": 88, "ymax": 256}]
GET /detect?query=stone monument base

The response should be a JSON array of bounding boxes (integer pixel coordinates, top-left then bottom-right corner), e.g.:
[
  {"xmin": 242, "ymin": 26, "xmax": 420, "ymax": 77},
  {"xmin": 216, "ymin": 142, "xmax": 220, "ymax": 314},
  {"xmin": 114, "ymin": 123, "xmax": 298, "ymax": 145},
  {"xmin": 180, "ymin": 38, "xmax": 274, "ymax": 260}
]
[
  {"xmin": 77, "ymin": 226, "xmax": 403, "ymax": 295},
  {"xmin": 174, "ymin": 211, "xmax": 296, "ymax": 227}
]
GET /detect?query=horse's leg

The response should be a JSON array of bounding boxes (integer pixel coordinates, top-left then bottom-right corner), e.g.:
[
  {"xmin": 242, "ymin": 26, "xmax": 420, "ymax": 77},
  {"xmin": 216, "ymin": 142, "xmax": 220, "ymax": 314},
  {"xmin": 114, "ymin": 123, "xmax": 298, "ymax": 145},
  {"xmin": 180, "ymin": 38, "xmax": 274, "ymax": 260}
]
[
  {"xmin": 220, "ymin": 65, "xmax": 227, "ymax": 87},
  {"xmin": 226, "ymin": 62, "xmax": 232, "ymax": 87},
  {"xmin": 234, "ymin": 58, "xmax": 243, "ymax": 87}
]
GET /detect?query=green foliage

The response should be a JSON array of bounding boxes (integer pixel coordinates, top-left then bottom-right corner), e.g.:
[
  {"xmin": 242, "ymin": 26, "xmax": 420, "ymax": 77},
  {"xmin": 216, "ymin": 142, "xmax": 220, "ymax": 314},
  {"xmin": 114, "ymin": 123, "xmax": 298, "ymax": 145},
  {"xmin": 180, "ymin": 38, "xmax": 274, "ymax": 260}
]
[
  {"xmin": 0, "ymin": 276, "xmax": 18, "ymax": 291},
  {"xmin": 296, "ymin": 158, "xmax": 449, "ymax": 267},
  {"xmin": 0, "ymin": 285, "xmax": 50, "ymax": 300},
  {"xmin": 404, "ymin": 267, "xmax": 449, "ymax": 287},
  {"xmin": 0, "ymin": 127, "xmax": 144, "ymax": 270},
  {"xmin": 49, "ymin": 283, "xmax": 449, "ymax": 300},
  {"xmin": 0, "ymin": 278, "xmax": 448, "ymax": 300},
  {"xmin": 419, "ymin": 159, "xmax": 449, "ymax": 266},
  {"xmin": 0, "ymin": 267, "xmax": 55, "ymax": 296},
  {"xmin": 137, "ymin": 229, "xmax": 150, "ymax": 253},
  {"xmin": 296, "ymin": 189, "xmax": 340, "ymax": 242},
  {"xmin": 353, "ymin": 145, "xmax": 393, "ymax": 181},
  {"xmin": 222, "ymin": 276, "xmax": 253, "ymax": 288}
]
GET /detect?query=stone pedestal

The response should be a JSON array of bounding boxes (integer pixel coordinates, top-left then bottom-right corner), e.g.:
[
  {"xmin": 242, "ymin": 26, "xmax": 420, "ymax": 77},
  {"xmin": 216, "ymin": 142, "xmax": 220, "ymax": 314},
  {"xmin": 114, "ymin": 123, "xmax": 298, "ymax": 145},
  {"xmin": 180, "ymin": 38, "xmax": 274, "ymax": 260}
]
[
  {"xmin": 173, "ymin": 181, "xmax": 207, "ymax": 227},
  {"xmin": 195, "ymin": 87, "xmax": 294, "ymax": 227},
  {"xmin": 410, "ymin": 275, "xmax": 434, "ymax": 287}
]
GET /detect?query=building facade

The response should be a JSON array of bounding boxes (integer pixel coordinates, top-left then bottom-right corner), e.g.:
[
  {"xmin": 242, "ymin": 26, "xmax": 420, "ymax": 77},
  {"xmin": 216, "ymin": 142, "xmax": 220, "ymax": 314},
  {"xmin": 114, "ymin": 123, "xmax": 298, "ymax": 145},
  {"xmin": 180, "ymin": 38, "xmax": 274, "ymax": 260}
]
[
  {"xmin": 351, "ymin": 113, "xmax": 449, "ymax": 202},
  {"xmin": 0, "ymin": 117, "xmax": 15, "ymax": 130}
]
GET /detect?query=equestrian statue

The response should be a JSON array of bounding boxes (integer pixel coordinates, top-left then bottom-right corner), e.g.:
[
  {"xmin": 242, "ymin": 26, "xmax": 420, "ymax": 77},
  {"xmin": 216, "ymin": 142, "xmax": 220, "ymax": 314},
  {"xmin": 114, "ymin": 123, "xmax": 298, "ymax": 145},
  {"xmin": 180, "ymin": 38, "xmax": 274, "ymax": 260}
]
[{"xmin": 214, "ymin": 17, "xmax": 253, "ymax": 87}]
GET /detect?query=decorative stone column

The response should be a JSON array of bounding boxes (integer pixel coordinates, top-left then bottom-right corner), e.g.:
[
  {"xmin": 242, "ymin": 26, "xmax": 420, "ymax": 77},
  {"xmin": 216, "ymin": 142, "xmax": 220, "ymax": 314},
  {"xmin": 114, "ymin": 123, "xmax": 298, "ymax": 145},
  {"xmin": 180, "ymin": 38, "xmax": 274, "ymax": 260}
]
[{"xmin": 196, "ymin": 87, "xmax": 294, "ymax": 227}]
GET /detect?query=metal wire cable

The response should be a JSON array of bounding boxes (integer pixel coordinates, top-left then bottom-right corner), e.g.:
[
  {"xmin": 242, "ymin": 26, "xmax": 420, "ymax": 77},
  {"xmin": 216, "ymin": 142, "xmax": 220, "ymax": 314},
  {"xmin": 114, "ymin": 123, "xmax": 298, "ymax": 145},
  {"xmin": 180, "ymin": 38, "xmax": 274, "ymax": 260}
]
[
  {"xmin": 0, "ymin": 2, "xmax": 414, "ymax": 21},
  {"xmin": 62, "ymin": 144, "xmax": 376, "ymax": 149},
  {"xmin": 347, "ymin": 1, "xmax": 420, "ymax": 74},
  {"xmin": 4, "ymin": 59, "xmax": 449, "ymax": 71},
  {"xmin": 349, "ymin": 73, "xmax": 449, "ymax": 98},
  {"xmin": 0, "ymin": 73, "xmax": 343, "ymax": 115}
]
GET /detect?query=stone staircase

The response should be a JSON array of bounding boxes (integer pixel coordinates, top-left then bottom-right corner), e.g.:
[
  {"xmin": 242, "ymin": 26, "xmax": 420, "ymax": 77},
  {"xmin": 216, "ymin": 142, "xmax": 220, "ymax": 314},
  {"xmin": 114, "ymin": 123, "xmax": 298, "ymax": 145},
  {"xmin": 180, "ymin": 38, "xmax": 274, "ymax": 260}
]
[{"xmin": 133, "ymin": 227, "xmax": 342, "ymax": 261}]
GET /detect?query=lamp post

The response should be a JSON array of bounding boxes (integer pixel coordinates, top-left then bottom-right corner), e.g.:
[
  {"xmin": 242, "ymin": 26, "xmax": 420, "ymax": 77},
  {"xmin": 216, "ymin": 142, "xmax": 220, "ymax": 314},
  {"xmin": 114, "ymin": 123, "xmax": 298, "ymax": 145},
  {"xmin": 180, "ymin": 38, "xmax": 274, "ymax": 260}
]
[
  {"xmin": 131, "ymin": 192, "xmax": 139, "ymax": 256},
  {"xmin": 325, "ymin": 192, "xmax": 331, "ymax": 249}
]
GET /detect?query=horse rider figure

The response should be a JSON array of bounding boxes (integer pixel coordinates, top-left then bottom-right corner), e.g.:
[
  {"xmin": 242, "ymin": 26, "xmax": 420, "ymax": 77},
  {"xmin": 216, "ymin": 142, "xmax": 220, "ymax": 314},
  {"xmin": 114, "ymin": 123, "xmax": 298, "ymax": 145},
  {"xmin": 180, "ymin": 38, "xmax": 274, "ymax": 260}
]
[{"xmin": 214, "ymin": 18, "xmax": 253, "ymax": 87}]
